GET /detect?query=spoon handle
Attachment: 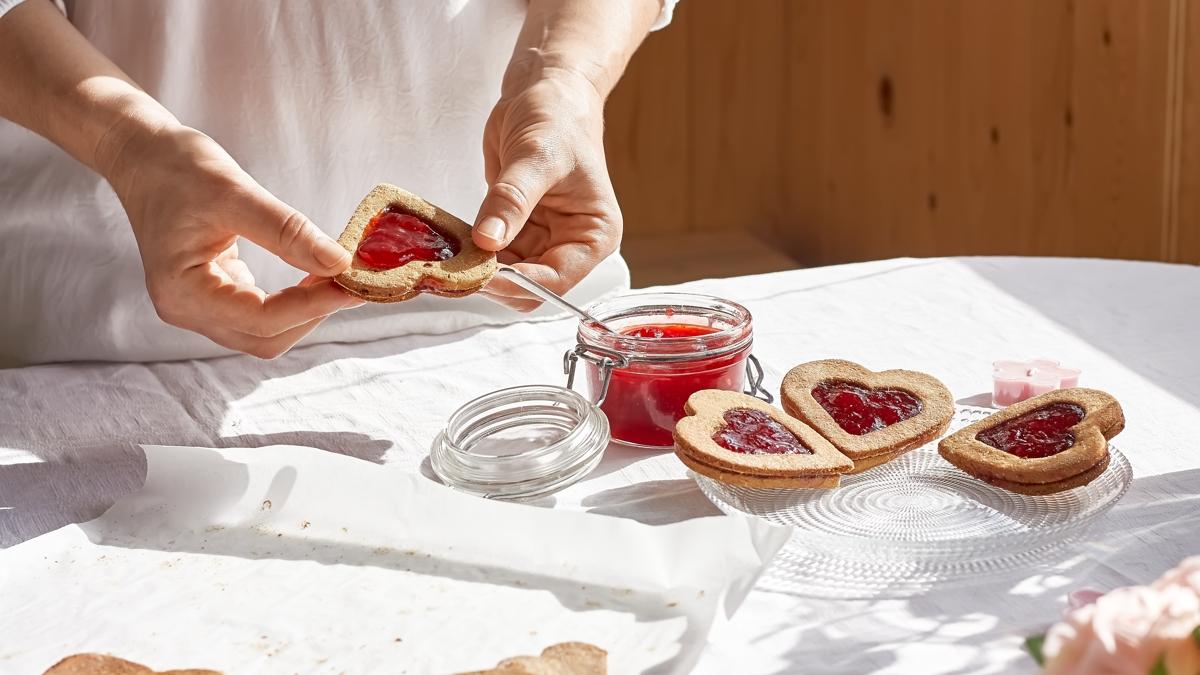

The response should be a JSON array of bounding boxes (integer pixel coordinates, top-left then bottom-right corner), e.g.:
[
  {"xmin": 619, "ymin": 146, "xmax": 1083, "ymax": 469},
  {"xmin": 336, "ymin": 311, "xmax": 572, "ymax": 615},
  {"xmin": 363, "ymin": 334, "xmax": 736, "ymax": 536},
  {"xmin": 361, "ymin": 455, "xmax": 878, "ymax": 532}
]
[{"xmin": 494, "ymin": 266, "xmax": 616, "ymax": 333}]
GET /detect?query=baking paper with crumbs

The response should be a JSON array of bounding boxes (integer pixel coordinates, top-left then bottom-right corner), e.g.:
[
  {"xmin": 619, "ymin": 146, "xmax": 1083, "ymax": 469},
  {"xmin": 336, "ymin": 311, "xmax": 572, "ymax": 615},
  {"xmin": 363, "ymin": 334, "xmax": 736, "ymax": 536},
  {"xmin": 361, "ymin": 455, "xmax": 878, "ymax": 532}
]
[{"xmin": 0, "ymin": 445, "xmax": 786, "ymax": 674}]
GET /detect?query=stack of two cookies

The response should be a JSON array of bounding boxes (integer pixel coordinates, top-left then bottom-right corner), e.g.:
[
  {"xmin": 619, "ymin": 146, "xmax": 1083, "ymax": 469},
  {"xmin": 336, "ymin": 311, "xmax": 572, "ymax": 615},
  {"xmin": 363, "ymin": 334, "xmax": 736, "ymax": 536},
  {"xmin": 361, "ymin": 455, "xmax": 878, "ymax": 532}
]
[{"xmin": 674, "ymin": 360, "xmax": 955, "ymax": 489}]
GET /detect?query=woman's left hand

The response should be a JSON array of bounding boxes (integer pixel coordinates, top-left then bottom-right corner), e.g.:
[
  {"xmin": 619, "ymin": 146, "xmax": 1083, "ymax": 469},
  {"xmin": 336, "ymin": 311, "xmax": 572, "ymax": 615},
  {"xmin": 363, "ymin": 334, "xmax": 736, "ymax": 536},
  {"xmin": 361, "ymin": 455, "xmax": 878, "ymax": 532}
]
[{"xmin": 472, "ymin": 68, "xmax": 622, "ymax": 311}]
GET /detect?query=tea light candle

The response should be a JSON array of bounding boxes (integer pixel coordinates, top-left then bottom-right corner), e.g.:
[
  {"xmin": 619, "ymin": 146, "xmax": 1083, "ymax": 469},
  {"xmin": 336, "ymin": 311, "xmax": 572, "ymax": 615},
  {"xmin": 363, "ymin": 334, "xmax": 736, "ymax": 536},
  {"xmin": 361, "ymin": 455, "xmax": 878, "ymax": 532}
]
[{"xmin": 992, "ymin": 358, "xmax": 1081, "ymax": 407}]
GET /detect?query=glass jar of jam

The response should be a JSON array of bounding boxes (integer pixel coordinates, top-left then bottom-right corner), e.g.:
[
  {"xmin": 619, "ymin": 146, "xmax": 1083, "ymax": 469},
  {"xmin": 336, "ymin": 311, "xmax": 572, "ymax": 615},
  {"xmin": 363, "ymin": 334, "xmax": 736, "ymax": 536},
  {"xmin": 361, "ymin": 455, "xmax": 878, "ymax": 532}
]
[{"xmin": 565, "ymin": 293, "xmax": 769, "ymax": 448}]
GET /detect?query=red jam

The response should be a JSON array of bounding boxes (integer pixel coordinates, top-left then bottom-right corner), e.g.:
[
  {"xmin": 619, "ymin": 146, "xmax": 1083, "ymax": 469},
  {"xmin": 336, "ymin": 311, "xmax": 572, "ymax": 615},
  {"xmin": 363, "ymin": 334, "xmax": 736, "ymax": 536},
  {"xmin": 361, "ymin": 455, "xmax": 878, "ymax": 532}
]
[
  {"xmin": 812, "ymin": 381, "xmax": 923, "ymax": 435},
  {"xmin": 590, "ymin": 322, "xmax": 748, "ymax": 447},
  {"xmin": 355, "ymin": 206, "xmax": 459, "ymax": 270},
  {"xmin": 713, "ymin": 408, "xmax": 812, "ymax": 455},
  {"xmin": 976, "ymin": 403, "xmax": 1085, "ymax": 459}
]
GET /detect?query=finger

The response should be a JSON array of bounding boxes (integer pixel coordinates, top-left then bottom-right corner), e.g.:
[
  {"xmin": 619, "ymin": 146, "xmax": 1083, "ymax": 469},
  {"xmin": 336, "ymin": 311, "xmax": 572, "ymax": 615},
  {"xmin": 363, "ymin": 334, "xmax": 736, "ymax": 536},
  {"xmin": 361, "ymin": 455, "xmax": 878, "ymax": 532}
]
[
  {"xmin": 231, "ymin": 184, "xmax": 352, "ymax": 277},
  {"xmin": 472, "ymin": 148, "xmax": 562, "ymax": 251},
  {"xmin": 206, "ymin": 314, "xmax": 329, "ymax": 360},
  {"xmin": 175, "ymin": 267, "xmax": 364, "ymax": 339},
  {"xmin": 215, "ymin": 246, "xmax": 256, "ymax": 287}
]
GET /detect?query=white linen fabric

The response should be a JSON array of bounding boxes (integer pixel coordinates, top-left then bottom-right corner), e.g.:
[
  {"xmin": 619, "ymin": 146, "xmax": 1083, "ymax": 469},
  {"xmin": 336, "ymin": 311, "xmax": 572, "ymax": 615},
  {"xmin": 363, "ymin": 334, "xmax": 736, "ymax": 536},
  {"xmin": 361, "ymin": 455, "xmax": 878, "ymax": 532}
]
[
  {"xmin": 0, "ymin": 0, "xmax": 677, "ymax": 366},
  {"xmin": 1, "ymin": 257, "xmax": 1198, "ymax": 673}
]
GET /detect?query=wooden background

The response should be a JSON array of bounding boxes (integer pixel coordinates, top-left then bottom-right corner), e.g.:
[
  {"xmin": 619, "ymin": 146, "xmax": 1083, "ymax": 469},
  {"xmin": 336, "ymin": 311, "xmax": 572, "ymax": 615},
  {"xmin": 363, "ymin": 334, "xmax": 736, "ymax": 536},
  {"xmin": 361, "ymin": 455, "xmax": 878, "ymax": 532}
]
[{"xmin": 604, "ymin": 0, "xmax": 1200, "ymax": 282}]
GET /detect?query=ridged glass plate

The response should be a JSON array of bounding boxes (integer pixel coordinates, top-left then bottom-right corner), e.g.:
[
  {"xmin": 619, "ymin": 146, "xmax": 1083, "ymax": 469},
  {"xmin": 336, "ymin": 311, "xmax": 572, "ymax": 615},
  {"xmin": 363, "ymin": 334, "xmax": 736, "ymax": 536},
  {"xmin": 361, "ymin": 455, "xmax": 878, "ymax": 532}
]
[{"xmin": 692, "ymin": 405, "xmax": 1133, "ymax": 598}]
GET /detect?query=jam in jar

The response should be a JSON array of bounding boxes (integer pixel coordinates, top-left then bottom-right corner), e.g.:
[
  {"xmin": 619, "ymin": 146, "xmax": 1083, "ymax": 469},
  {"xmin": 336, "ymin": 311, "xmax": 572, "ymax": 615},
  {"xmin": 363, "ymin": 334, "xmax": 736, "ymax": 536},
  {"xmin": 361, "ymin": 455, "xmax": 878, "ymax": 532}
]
[{"xmin": 569, "ymin": 293, "xmax": 763, "ymax": 448}]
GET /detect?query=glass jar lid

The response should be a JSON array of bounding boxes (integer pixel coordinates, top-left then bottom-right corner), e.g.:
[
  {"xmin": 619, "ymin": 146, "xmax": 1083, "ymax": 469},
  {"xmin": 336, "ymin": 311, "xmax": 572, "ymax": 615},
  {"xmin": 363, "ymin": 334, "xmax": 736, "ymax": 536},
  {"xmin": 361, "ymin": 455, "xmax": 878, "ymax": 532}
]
[{"xmin": 430, "ymin": 384, "xmax": 609, "ymax": 501}]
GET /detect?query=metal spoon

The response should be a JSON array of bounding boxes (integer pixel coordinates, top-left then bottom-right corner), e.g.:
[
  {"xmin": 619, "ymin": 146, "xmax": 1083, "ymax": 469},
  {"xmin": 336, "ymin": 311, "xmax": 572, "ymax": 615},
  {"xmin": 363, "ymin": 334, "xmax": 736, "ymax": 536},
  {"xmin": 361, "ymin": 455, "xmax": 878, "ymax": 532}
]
[{"xmin": 494, "ymin": 266, "xmax": 617, "ymax": 334}]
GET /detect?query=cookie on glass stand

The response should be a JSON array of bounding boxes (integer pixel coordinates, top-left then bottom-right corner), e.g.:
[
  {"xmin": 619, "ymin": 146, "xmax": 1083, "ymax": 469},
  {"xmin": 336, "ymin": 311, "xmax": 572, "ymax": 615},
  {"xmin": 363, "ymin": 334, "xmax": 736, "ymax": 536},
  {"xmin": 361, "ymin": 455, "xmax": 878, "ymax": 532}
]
[
  {"xmin": 673, "ymin": 390, "xmax": 854, "ymax": 489},
  {"xmin": 781, "ymin": 359, "xmax": 955, "ymax": 474},
  {"xmin": 939, "ymin": 388, "xmax": 1124, "ymax": 495}
]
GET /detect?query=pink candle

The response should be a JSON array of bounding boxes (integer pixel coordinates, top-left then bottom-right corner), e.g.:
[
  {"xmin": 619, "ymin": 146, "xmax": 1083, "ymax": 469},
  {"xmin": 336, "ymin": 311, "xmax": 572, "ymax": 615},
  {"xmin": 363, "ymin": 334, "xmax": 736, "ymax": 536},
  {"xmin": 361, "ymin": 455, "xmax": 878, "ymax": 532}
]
[{"xmin": 991, "ymin": 358, "xmax": 1082, "ymax": 407}]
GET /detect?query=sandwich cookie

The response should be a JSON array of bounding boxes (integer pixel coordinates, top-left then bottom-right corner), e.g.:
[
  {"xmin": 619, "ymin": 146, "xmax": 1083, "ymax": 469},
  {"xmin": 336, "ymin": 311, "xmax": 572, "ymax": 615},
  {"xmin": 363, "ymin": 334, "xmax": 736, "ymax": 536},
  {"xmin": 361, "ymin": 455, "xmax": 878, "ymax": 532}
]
[
  {"xmin": 938, "ymin": 388, "xmax": 1123, "ymax": 495},
  {"xmin": 674, "ymin": 390, "xmax": 854, "ymax": 489},
  {"xmin": 781, "ymin": 359, "xmax": 955, "ymax": 474},
  {"xmin": 334, "ymin": 183, "xmax": 497, "ymax": 302}
]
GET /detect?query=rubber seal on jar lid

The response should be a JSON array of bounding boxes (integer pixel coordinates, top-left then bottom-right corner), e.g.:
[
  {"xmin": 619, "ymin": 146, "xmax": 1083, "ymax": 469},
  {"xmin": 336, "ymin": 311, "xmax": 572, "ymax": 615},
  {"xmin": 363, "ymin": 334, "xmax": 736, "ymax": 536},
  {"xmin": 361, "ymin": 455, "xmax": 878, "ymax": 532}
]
[{"xmin": 429, "ymin": 384, "xmax": 610, "ymax": 501}]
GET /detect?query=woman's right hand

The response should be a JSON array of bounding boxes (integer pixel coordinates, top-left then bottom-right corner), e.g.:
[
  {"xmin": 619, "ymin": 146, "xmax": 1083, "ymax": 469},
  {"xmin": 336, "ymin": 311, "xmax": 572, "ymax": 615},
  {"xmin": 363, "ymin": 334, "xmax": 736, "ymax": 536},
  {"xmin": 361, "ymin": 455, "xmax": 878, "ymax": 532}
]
[
  {"xmin": 1, "ymin": 1, "xmax": 360, "ymax": 359},
  {"xmin": 104, "ymin": 124, "xmax": 364, "ymax": 358}
]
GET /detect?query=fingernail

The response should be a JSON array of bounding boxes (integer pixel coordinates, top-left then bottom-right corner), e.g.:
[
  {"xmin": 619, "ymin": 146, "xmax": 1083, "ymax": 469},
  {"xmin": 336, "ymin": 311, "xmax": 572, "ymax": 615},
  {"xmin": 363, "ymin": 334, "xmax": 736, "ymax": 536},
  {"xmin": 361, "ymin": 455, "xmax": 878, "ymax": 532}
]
[
  {"xmin": 316, "ymin": 239, "xmax": 351, "ymax": 269},
  {"xmin": 475, "ymin": 217, "xmax": 506, "ymax": 242}
]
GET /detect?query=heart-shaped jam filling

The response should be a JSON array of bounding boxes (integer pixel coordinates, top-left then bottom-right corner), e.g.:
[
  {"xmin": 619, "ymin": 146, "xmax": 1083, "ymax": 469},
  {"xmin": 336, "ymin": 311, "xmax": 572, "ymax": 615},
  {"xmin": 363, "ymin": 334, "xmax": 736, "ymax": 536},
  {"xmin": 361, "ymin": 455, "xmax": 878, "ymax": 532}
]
[
  {"xmin": 976, "ymin": 402, "xmax": 1085, "ymax": 459},
  {"xmin": 811, "ymin": 381, "xmax": 923, "ymax": 435},
  {"xmin": 713, "ymin": 409, "xmax": 813, "ymax": 455},
  {"xmin": 356, "ymin": 206, "xmax": 460, "ymax": 270}
]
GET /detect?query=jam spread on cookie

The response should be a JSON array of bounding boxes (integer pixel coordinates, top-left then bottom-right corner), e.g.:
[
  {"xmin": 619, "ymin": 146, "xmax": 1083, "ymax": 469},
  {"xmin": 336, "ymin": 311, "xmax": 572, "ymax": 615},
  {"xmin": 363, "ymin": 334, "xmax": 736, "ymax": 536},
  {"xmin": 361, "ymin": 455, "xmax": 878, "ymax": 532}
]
[
  {"xmin": 713, "ymin": 409, "xmax": 812, "ymax": 455},
  {"xmin": 355, "ymin": 206, "xmax": 459, "ymax": 270},
  {"xmin": 812, "ymin": 381, "xmax": 923, "ymax": 435},
  {"xmin": 620, "ymin": 324, "xmax": 720, "ymax": 339},
  {"xmin": 976, "ymin": 403, "xmax": 1085, "ymax": 459}
]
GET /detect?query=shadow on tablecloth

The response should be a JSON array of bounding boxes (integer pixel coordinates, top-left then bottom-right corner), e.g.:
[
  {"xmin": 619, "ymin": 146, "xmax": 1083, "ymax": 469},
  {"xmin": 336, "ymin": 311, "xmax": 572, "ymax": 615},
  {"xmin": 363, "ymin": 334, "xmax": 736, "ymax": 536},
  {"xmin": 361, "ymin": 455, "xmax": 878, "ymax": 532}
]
[{"xmin": 760, "ymin": 467, "xmax": 1200, "ymax": 674}]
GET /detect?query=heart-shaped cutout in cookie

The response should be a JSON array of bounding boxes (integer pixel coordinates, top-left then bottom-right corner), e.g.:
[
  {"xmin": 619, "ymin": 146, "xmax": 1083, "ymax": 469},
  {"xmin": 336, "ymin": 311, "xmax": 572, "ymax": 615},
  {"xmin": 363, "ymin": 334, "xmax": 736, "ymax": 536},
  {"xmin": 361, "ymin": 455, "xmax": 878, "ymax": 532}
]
[
  {"xmin": 811, "ymin": 381, "xmax": 924, "ymax": 435},
  {"xmin": 975, "ymin": 402, "xmax": 1084, "ymax": 459},
  {"xmin": 939, "ymin": 388, "xmax": 1123, "ymax": 495},
  {"xmin": 781, "ymin": 360, "xmax": 954, "ymax": 473},
  {"xmin": 355, "ymin": 207, "xmax": 460, "ymax": 270},
  {"xmin": 674, "ymin": 390, "xmax": 853, "ymax": 488},
  {"xmin": 335, "ymin": 183, "xmax": 497, "ymax": 303}
]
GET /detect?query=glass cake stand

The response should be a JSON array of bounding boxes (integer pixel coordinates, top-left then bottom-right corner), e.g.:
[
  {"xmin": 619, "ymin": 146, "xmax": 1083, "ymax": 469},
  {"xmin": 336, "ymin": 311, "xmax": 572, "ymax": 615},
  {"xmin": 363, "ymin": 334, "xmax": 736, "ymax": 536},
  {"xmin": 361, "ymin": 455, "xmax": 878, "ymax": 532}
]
[{"xmin": 691, "ymin": 405, "xmax": 1133, "ymax": 598}]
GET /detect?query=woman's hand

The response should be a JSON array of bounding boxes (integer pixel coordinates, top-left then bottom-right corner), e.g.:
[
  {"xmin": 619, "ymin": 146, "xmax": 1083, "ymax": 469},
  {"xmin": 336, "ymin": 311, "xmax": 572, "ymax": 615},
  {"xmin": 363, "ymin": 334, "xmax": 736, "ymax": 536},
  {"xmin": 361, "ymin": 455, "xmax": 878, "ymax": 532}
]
[
  {"xmin": 472, "ymin": 0, "xmax": 661, "ymax": 311},
  {"xmin": 106, "ymin": 124, "xmax": 364, "ymax": 358},
  {"xmin": 472, "ymin": 68, "xmax": 621, "ymax": 311},
  {"xmin": 0, "ymin": 0, "xmax": 361, "ymax": 359}
]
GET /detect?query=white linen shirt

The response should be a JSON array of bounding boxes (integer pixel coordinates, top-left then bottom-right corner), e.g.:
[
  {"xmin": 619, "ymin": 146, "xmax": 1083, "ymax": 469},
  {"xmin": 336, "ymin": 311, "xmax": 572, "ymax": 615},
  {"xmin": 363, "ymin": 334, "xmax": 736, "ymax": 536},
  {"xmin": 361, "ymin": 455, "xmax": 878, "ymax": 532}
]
[{"xmin": 0, "ymin": 0, "xmax": 675, "ymax": 365}]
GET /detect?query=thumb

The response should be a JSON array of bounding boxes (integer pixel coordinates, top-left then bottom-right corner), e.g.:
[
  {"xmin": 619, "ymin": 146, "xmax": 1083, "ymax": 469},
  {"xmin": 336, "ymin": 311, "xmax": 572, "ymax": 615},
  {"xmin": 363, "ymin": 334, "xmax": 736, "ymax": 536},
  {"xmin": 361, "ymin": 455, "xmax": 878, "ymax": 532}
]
[
  {"xmin": 233, "ymin": 185, "xmax": 352, "ymax": 276},
  {"xmin": 473, "ymin": 155, "xmax": 556, "ymax": 251}
]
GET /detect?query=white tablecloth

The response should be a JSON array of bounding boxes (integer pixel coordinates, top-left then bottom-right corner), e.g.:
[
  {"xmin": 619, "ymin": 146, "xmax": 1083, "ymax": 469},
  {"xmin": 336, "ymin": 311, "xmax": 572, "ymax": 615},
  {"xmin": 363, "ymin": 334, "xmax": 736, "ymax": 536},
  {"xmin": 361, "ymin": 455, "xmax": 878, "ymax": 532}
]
[{"xmin": 3, "ymin": 256, "xmax": 1199, "ymax": 673}]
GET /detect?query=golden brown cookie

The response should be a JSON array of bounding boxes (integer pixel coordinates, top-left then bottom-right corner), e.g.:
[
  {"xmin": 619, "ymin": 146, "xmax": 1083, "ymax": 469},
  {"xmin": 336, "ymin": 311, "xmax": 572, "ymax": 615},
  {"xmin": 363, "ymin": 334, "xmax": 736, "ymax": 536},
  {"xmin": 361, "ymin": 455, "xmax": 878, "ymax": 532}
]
[
  {"xmin": 334, "ymin": 183, "xmax": 497, "ymax": 302},
  {"xmin": 938, "ymin": 388, "xmax": 1123, "ymax": 495},
  {"xmin": 780, "ymin": 359, "xmax": 954, "ymax": 473},
  {"xmin": 460, "ymin": 642, "xmax": 606, "ymax": 675},
  {"xmin": 673, "ymin": 390, "xmax": 853, "ymax": 488},
  {"xmin": 43, "ymin": 654, "xmax": 220, "ymax": 675}
]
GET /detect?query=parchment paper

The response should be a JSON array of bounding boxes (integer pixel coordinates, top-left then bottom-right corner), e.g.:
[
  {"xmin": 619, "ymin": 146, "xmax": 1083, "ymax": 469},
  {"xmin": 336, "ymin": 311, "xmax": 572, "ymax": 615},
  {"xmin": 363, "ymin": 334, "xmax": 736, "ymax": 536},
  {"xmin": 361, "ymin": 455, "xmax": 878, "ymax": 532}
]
[{"xmin": 0, "ymin": 444, "xmax": 788, "ymax": 674}]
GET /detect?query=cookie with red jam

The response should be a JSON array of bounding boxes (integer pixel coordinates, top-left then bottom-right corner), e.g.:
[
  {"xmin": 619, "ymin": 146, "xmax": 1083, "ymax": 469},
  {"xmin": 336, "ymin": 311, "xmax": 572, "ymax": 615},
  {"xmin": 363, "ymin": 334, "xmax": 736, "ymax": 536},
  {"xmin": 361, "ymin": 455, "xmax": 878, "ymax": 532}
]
[
  {"xmin": 334, "ymin": 183, "xmax": 497, "ymax": 302},
  {"xmin": 781, "ymin": 359, "xmax": 955, "ymax": 474},
  {"xmin": 673, "ymin": 390, "xmax": 854, "ymax": 488},
  {"xmin": 938, "ymin": 388, "xmax": 1123, "ymax": 495}
]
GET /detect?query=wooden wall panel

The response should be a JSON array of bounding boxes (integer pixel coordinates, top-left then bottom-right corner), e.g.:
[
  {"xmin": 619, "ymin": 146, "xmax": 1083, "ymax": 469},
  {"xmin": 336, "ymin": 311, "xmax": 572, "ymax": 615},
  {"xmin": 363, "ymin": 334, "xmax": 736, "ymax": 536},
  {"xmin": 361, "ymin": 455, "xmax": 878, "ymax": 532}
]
[
  {"xmin": 606, "ymin": 0, "xmax": 1190, "ymax": 267},
  {"xmin": 604, "ymin": 10, "xmax": 690, "ymax": 236},
  {"xmin": 685, "ymin": 1, "xmax": 787, "ymax": 237},
  {"xmin": 781, "ymin": 0, "xmax": 1171, "ymax": 266},
  {"xmin": 1174, "ymin": 0, "xmax": 1200, "ymax": 264},
  {"xmin": 606, "ymin": 2, "xmax": 787, "ymax": 241}
]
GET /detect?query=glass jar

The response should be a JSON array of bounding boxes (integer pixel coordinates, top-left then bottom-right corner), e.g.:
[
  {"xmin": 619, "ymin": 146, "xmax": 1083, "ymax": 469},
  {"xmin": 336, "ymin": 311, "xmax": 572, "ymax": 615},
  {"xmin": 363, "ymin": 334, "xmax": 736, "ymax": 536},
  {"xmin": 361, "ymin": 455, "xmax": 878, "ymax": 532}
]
[
  {"xmin": 565, "ymin": 293, "xmax": 770, "ymax": 448},
  {"xmin": 430, "ymin": 385, "xmax": 609, "ymax": 500}
]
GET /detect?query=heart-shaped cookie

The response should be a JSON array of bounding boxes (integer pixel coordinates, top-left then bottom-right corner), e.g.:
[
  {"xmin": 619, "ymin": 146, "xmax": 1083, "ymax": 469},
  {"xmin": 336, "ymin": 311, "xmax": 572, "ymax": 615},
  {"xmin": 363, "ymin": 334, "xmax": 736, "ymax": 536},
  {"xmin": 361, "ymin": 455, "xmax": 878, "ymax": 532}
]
[
  {"xmin": 673, "ymin": 390, "xmax": 853, "ymax": 488},
  {"xmin": 938, "ymin": 388, "xmax": 1123, "ymax": 495},
  {"xmin": 781, "ymin": 359, "xmax": 954, "ymax": 473},
  {"xmin": 334, "ymin": 183, "xmax": 497, "ymax": 302}
]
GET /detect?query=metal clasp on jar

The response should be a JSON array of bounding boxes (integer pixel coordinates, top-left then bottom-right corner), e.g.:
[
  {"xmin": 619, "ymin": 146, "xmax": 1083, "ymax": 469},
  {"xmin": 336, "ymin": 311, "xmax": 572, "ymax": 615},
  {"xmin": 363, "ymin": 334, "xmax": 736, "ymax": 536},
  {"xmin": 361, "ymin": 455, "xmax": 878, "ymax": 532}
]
[{"xmin": 563, "ymin": 346, "xmax": 773, "ymax": 406}]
